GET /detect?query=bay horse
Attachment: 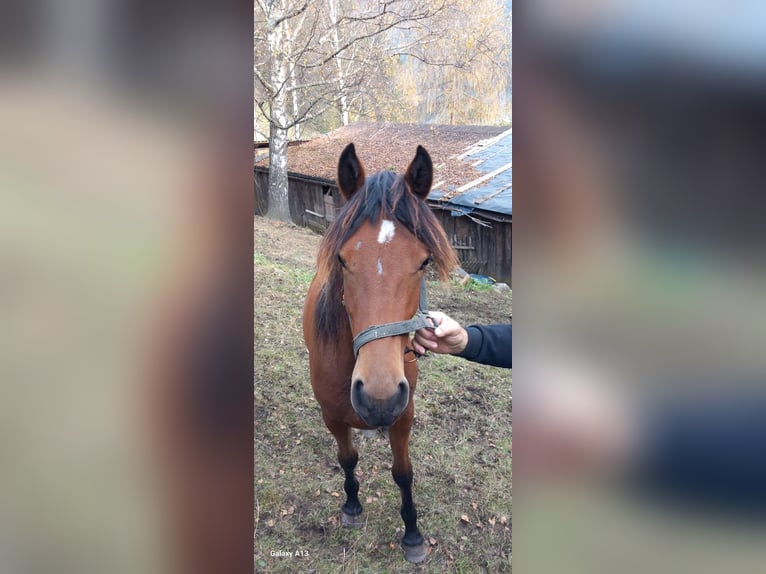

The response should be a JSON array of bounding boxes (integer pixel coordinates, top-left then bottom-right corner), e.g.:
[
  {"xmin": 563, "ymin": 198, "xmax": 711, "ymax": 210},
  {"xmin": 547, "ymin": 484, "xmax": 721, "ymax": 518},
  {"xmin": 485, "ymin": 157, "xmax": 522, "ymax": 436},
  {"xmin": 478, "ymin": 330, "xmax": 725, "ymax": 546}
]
[{"xmin": 303, "ymin": 143, "xmax": 457, "ymax": 563}]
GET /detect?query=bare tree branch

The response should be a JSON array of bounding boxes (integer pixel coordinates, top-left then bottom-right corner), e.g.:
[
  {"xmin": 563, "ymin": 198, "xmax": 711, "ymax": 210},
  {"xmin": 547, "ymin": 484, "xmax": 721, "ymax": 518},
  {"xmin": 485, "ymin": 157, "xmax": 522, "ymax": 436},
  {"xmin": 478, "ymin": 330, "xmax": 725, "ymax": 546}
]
[{"xmin": 270, "ymin": 1, "xmax": 309, "ymax": 30}]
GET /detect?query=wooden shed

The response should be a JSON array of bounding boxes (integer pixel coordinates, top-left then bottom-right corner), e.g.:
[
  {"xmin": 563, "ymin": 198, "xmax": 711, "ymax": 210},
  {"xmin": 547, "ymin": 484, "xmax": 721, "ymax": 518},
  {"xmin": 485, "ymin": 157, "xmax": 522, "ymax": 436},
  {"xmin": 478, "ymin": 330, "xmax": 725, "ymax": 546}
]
[
  {"xmin": 427, "ymin": 128, "xmax": 512, "ymax": 283},
  {"xmin": 255, "ymin": 122, "xmax": 512, "ymax": 284}
]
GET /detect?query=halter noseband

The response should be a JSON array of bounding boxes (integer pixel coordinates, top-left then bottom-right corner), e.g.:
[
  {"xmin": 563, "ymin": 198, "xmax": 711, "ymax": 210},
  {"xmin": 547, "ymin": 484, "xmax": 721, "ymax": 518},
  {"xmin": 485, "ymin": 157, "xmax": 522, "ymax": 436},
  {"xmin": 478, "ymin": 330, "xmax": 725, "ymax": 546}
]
[{"xmin": 351, "ymin": 278, "xmax": 438, "ymax": 358}]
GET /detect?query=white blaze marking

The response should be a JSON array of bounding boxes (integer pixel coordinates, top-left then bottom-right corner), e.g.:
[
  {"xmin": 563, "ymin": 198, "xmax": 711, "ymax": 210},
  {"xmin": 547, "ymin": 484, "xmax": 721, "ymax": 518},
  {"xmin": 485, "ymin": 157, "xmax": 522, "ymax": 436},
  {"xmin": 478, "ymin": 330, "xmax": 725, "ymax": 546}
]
[
  {"xmin": 377, "ymin": 257, "xmax": 383, "ymax": 275},
  {"xmin": 377, "ymin": 219, "xmax": 395, "ymax": 244},
  {"xmin": 355, "ymin": 240, "xmax": 362, "ymax": 250}
]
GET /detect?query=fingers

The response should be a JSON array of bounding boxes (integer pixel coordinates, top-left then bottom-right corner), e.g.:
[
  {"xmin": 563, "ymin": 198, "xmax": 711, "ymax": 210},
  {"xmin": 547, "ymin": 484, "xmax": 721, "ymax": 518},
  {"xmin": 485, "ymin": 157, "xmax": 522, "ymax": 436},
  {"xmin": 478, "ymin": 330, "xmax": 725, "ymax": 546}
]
[
  {"xmin": 414, "ymin": 312, "xmax": 462, "ymax": 355},
  {"xmin": 427, "ymin": 311, "xmax": 447, "ymax": 326},
  {"xmin": 412, "ymin": 340, "xmax": 426, "ymax": 355},
  {"xmin": 413, "ymin": 331, "xmax": 437, "ymax": 352}
]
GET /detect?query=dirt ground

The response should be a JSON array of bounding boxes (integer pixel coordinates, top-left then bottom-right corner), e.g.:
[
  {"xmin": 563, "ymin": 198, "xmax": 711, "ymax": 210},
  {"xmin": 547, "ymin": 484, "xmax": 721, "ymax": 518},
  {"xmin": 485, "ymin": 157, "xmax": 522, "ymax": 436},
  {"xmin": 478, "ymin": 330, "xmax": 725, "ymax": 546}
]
[{"xmin": 254, "ymin": 215, "xmax": 512, "ymax": 573}]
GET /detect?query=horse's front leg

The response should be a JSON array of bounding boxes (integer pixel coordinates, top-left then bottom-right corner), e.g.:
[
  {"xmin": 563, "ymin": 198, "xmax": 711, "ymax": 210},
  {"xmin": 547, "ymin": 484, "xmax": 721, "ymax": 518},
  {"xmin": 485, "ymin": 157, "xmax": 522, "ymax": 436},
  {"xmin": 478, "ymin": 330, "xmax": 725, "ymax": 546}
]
[
  {"xmin": 389, "ymin": 416, "xmax": 427, "ymax": 563},
  {"xmin": 326, "ymin": 420, "xmax": 364, "ymax": 526}
]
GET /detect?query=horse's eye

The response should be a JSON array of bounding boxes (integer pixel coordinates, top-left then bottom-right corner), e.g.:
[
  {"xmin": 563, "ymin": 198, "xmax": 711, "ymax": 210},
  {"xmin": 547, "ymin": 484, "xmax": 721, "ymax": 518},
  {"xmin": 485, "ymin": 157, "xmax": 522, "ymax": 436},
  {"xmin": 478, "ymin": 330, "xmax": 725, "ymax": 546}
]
[
  {"xmin": 419, "ymin": 257, "xmax": 431, "ymax": 271},
  {"xmin": 337, "ymin": 254, "xmax": 347, "ymax": 268}
]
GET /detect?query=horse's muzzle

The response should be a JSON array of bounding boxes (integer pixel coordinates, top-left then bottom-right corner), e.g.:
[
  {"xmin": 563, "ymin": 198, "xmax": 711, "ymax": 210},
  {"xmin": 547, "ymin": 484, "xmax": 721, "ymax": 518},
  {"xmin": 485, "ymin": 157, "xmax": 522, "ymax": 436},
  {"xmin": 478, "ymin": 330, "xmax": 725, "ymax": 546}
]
[{"xmin": 350, "ymin": 379, "xmax": 410, "ymax": 427}]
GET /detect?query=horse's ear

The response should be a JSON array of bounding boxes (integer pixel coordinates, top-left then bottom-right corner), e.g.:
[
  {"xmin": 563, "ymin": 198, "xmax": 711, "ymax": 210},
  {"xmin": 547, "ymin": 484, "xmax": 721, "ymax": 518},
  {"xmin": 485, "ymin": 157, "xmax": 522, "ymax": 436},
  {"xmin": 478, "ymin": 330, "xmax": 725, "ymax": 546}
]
[
  {"xmin": 405, "ymin": 145, "xmax": 433, "ymax": 199},
  {"xmin": 337, "ymin": 143, "xmax": 366, "ymax": 201}
]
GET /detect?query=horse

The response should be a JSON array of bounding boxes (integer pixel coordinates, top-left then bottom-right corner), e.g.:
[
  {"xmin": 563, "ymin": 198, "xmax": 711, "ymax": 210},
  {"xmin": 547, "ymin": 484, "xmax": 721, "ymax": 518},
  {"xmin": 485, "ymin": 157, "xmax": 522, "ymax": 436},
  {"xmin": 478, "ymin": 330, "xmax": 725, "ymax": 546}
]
[{"xmin": 302, "ymin": 143, "xmax": 458, "ymax": 563}]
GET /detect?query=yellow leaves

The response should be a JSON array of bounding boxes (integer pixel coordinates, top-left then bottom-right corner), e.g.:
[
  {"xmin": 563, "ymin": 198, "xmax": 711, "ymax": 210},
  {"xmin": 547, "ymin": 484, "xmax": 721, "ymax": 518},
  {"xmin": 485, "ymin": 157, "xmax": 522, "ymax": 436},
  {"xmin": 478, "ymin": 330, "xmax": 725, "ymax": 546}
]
[
  {"xmin": 280, "ymin": 505, "xmax": 295, "ymax": 516},
  {"xmin": 461, "ymin": 507, "xmax": 510, "ymax": 530}
]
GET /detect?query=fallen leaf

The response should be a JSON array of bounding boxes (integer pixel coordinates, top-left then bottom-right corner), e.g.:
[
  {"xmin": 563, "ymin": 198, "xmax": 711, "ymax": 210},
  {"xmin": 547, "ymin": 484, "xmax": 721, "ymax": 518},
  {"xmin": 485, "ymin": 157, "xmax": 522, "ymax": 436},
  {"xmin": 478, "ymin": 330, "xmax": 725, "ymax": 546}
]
[
  {"xmin": 331, "ymin": 492, "xmax": 340, "ymax": 497},
  {"xmin": 266, "ymin": 519, "xmax": 274, "ymax": 527},
  {"xmin": 471, "ymin": 502, "xmax": 478, "ymax": 510},
  {"xmin": 500, "ymin": 516, "xmax": 508, "ymax": 525},
  {"xmin": 476, "ymin": 521, "xmax": 484, "ymax": 529},
  {"xmin": 314, "ymin": 489, "xmax": 321, "ymax": 497},
  {"xmin": 488, "ymin": 517, "xmax": 496, "ymax": 526},
  {"xmin": 428, "ymin": 537, "xmax": 437, "ymax": 546},
  {"xmin": 460, "ymin": 515, "xmax": 471, "ymax": 524}
]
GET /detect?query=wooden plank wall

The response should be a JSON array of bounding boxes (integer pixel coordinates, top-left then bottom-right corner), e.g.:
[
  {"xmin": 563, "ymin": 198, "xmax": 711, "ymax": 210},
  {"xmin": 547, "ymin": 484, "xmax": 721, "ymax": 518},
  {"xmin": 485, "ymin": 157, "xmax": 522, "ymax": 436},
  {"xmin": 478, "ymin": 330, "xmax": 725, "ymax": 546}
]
[
  {"xmin": 431, "ymin": 208, "xmax": 512, "ymax": 285},
  {"xmin": 254, "ymin": 168, "xmax": 269, "ymax": 215},
  {"xmin": 255, "ymin": 167, "xmax": 337, "ymax": 227}
]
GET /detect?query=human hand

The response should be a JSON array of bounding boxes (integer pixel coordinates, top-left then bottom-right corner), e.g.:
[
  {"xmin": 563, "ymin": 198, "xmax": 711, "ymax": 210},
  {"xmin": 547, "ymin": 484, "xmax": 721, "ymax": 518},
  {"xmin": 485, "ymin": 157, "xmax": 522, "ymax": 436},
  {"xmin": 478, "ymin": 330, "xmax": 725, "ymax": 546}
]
[{"xmin": 412, "ymin": 311, "xmax": 469, "ymax": 355}]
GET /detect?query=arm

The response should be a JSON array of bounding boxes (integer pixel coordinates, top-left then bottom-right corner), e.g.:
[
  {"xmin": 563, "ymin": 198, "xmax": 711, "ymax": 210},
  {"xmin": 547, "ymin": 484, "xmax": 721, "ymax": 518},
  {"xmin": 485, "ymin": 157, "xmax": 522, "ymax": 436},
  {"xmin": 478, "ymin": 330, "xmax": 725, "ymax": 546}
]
[{"xmin": 455, "ymin": 324, "xmax": 512, "ymax": 368}]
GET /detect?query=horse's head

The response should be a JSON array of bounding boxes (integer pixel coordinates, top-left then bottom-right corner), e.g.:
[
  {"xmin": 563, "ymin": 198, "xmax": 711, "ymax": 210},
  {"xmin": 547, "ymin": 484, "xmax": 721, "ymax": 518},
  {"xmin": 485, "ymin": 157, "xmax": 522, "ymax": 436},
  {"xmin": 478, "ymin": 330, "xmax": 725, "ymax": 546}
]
[{"xmin": 326, "ymin": 143, "xmax": 456, "ymax": 427}]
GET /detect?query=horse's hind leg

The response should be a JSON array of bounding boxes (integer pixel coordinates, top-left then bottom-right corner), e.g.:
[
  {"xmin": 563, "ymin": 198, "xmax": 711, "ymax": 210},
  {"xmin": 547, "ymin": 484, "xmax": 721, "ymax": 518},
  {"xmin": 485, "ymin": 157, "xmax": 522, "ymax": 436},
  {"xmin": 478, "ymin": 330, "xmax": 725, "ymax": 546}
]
[
  {"xmin": 389, "ymin": 418, "xmax": 427, "ymax": 563},
  {"xmin": 327, "ymin": 421, "xmax": 364, "ymax": 526}
]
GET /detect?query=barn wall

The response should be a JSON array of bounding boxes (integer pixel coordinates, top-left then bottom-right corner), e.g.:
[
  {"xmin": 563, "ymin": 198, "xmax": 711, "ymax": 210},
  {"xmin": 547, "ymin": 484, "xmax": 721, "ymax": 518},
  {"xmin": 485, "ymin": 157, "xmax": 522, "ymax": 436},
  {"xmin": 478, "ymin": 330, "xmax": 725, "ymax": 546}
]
[
  {"xmin": 255, "ymin": 167, "xmax": 341, "ymax": 230},
  {"xmin": 431, "ymin": 208, "xmax": 512, "ymax": 285},
  {"xmin": 254, "ymin": 168, "xmax": 269, "ymax": 215}
]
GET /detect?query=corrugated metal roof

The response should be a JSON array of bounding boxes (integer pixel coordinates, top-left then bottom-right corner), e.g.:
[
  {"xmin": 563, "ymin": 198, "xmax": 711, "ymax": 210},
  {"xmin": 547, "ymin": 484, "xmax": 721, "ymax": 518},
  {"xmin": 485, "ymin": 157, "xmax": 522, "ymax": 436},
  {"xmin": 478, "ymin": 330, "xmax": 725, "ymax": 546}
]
[{"xmin": 428, "ymin": 128, "xmax": 512, "ymax": 218}]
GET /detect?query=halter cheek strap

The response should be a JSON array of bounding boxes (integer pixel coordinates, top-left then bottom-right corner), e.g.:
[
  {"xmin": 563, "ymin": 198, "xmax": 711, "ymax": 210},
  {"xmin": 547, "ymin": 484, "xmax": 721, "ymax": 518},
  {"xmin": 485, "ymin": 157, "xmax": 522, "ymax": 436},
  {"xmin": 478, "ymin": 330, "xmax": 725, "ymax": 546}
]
[{"xmin": 352, "ymin": 278, "xmax": 437, "ymax": 358}]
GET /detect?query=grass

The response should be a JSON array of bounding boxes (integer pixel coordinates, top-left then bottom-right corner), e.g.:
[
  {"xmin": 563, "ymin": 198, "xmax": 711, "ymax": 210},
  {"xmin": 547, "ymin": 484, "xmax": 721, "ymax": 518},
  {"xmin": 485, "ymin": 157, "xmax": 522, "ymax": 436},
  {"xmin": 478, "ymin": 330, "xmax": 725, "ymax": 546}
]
[{"xmin": 254, "ymin": 216, "xmax": 512, "ymax": 573}]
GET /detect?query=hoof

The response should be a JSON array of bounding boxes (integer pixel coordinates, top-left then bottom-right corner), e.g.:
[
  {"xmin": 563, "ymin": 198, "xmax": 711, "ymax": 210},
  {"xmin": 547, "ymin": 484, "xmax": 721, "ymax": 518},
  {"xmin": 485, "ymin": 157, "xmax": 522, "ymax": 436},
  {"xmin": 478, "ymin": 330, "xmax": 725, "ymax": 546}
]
[
  {"xmin": 401, "ymin": 542, "xmax": 427, "ymax": 563},
  {"xmin": 341, "ymin": 511, "xmax": 364, "ymax": 527}
]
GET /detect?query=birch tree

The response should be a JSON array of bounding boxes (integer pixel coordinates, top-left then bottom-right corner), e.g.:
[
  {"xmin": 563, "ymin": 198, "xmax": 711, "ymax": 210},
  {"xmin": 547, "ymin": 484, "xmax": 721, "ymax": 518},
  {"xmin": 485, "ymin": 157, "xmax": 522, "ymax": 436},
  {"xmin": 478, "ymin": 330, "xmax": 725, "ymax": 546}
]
[
  {"xmin": 255, "ymin": 0, "xmax": 319, "ymax": 221},
  {"xmin": 255, "ymin": 0, "xmax": 448, "ymax": 222}
]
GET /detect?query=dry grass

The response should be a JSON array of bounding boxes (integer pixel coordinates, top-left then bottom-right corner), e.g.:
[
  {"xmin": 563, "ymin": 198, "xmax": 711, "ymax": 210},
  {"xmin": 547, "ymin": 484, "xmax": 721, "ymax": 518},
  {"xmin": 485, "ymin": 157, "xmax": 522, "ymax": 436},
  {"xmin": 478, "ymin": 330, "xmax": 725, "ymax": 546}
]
[{"xmin": 255, "ymin": 215, "xmax": 512, "ymax": 573}]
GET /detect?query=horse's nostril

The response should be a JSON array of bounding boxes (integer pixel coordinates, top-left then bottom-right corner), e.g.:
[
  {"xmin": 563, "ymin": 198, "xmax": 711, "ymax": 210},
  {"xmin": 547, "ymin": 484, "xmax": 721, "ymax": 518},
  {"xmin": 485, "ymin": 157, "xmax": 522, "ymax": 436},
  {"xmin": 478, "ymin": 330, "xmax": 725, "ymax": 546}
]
[
  {"xmin": 351, "ymin": 379, "xmax": 364, "ymax": 402},
  {"xmin": 398, "ymin": 381, "xmax": 409, "ymax": 398}
]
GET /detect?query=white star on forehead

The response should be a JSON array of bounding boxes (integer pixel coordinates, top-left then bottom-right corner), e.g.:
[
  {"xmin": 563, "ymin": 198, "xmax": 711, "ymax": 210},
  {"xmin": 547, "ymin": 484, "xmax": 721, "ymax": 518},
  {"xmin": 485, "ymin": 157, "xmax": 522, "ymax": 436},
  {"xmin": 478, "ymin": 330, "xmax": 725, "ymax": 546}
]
[{"xmin": 377, "ymin": 219, "xmax": 395, "ymax": 244}]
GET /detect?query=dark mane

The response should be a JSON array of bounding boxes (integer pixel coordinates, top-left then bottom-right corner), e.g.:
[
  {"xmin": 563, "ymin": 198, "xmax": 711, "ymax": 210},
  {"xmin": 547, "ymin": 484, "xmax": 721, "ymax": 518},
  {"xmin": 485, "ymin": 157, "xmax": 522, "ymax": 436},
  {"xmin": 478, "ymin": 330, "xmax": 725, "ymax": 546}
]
[{"xmin": 313, "ymin": 171, "xmax": 458, "ymax": 343}]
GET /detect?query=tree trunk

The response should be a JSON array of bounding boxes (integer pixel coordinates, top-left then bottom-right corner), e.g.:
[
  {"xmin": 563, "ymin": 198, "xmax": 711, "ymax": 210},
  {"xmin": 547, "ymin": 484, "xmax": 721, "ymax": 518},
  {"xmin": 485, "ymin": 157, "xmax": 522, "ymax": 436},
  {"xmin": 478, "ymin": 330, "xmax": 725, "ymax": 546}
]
[
  {"xmin": 328, "ymin": 0, "xmax": 350, "ymax": 126},
  {"xmin": 339, "ymin": 93, "xmax": 350, "ymax": 126},
  {"xmin": 266, "ymin": 120, "xmax": 290, "ymax": 221},
  {"xmin": 266, "ymin": 7, "xmax": 292, "ymax": 222}
]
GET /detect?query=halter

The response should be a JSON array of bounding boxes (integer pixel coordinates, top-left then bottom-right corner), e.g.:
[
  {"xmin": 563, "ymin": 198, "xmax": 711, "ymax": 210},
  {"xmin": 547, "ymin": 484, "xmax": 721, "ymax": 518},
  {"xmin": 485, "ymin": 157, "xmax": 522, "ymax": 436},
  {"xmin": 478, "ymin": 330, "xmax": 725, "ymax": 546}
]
[{"xmin": 351, "ymin": 278, "xmax": 439, "ymax": 359}]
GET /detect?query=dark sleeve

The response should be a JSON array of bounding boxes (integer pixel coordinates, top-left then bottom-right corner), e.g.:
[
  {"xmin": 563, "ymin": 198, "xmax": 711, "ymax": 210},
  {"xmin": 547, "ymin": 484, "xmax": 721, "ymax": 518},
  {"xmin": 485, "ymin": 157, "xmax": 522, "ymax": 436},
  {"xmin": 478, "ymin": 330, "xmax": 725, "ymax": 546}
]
[
  {"xmin": 631, "ymin": 391, "xmax": 766, "ymax": 516},
  {"xmin": 454, "ymin": 324, "xmax": 512, "ymax": 368}
]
